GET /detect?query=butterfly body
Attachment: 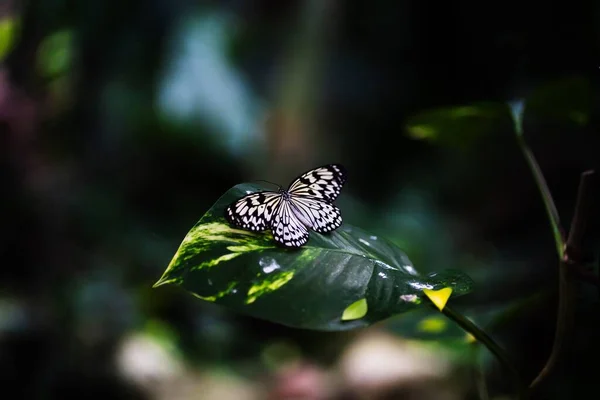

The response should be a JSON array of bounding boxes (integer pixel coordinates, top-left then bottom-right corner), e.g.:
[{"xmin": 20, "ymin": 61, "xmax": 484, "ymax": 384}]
[{"xmin": 225, "ymin": 164, "xmax": 347, "ymax": 248}]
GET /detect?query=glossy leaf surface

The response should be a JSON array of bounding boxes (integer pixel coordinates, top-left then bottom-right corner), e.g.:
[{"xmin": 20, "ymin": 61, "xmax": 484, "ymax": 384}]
[{"xmin": 154, "ymin": 183, "xmax": 474, "ymax": 331}]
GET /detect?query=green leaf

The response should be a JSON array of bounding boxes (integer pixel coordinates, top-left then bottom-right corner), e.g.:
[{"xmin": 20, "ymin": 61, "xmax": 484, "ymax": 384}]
[
  {"xmin": 525, "ymin": 76, "xmax": 591, "ymax": 126},
  {"xmin": 0, "ymin": 18, "xmax": 19, "ymax": 62},
  {"xmin": 406, "ymin": 102, "xmax": 512, "ymax": 148},
  {"xmin": 154, "ymin": 183, "xmax": 474, "ymax": 331}
]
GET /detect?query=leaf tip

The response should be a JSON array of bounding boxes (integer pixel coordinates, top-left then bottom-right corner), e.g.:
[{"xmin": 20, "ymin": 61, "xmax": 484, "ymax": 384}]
[
  {"xmin": 152, "ymin": 276, "xmax": 178, "ymax": 288},
  {"xmin": 423, "ymin": 287, "xmax": 453, "ymax": 311},
  {"xmin": 152, "ymin": 280, "xmax": 165, "ymax": 289},
  {"xmin": 341, "ymin": 298, "xmax": 368, "ymax": 321}
]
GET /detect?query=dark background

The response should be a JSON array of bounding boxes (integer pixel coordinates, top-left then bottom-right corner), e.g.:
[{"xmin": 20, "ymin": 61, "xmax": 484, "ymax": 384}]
[{"xmin": 1, "ymin": 0, "xmax": 599, "ymax": 399}]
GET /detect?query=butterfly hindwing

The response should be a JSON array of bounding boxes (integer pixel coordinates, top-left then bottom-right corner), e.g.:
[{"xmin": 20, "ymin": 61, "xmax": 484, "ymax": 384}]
[
  {"xmin": 225, "ymin": 191, "xmax": 282, "ymax": 231},
  {"xmin": 289, "ymin": 195, "xmax": 342, "ymax": 233},
  {"xmin": 271, "ymin": 200, "xmax": 310, "ymax": 248},
  {"xmin": 287, "ymin": 164, "xmax": 347, "ymax": 203}
]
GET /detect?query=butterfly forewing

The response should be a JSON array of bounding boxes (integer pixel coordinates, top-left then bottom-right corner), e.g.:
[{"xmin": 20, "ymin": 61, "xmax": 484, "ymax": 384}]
[
  {"xmin": 271, "ymin": 200, "xmax": 310, "ymax": 247},
  {"xmin": 225, "ymin": 191, "xmax": 282, "ymax": 231},
  {"xmin": 289, "ymin": 196, "xmax": 342, "ymax": 233},
  {"xmin": 287, "ymin": 164, "xmax": 347, "ymax": 203}
]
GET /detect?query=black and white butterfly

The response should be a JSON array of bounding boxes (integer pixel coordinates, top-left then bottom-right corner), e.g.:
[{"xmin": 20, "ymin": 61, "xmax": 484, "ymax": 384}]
[{"xmin": 225, "ymin": 164, "xmax": 347, "ymax": 248}]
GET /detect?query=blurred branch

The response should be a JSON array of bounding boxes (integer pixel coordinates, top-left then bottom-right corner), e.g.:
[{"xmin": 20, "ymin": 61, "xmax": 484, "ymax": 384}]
[
  {"xmin": 266, "ymin": 0, "xmax": 337, "ymax": 177},
  {"xmin": 563, "ymin": 170, "xmax": 596, "ymax": 260},
  {"xmin": 529, "ymin": 170, "xmax": 596, "ymax": 391}
]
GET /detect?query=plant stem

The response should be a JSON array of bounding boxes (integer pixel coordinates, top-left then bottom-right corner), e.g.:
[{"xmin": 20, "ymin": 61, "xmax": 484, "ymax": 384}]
[
  {"xmin": 529, "ymin": 170, "xmax": 596, "ymax": 390},
  {"xmin": 441, "ymin": 306, "xmax": 527, "ymax": 399},
  {"xmin": 516, "ymin": 134, "xmax": 566, "ymax": 258}
]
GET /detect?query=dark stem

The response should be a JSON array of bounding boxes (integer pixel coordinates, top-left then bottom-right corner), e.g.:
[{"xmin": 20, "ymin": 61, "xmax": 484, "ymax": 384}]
[
  {"xmin": 564, "ymin": 170, "xmax": 595, "ymax": 258},
  {"xmin": 529, "ymin": 170, "xmax": 596, "ymax": 390},
  {"xmin": 572, "ymin": 263, "xmax": 600, "ymax": 287},
  {"xmin": 440, "ymin": 306, "xmax": 527, "ymax": 399},
  {"xmin": 516, "ymin": 134, "xmax": 566, "ymax": 257}
]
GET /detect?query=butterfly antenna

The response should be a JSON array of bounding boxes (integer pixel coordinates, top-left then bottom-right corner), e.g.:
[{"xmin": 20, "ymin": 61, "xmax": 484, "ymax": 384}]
[{"xmin": 253, "ymin": 179, "xmax": 282, "ymax": 191}]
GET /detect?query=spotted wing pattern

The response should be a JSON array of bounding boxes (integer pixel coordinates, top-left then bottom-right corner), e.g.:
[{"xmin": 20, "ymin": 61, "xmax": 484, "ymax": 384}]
[
  {"xmin": 271, "ymin": 200, "xmax": 310, "ymax": 248},
  {"xmin": 287, "ymin": 164, "xmax": 347, "ymax": 203},
  {"xmin": 289, "ymin": 196, "xmax": 342, "ymax": 233},
  {"xmin": 225, "ymin": 191, "xmax": 282, "ymax": 231}
]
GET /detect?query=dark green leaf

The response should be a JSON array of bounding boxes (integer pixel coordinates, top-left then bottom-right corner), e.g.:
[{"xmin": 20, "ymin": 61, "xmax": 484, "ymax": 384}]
[
  {"xmin": 405, "ymin": 102, "xmax": 512, "ymax": 148},
  {"xmin": 154, "ymin": 183, "xmax": 474, "ymax": 331},
  {"xmin": 525, "ymin": 76, "xmax": 591, "ymax": 126}
]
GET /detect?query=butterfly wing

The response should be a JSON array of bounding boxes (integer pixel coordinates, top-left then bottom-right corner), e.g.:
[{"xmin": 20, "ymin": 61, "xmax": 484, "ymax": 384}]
[
  {"xmin": 225, "ymin": 191, "xmax": 282, "ymax": 231},
  {"xmin": 289, "ymin": 196, "xmax": 342, "ymax": 233},
  {"xmin": 271, "ymin": 199, "xmax": 310, "ymax": 248},
  {"xmin": 287, "ymin": 164, "xmax": 347, "ymax": 203}
]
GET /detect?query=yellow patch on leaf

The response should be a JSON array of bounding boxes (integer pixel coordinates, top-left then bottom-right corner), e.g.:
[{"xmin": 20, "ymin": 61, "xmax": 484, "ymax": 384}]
[
  {"xmin": 341, "ymin": 298, "xmax": 368, "ymax": 321},
  {"xmin": 423, "ymin": 287, "xmax": 453, "ymax": 311}
]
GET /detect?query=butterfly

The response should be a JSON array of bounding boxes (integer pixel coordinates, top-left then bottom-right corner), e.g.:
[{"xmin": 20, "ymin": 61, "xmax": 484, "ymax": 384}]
[{"xmin": 224, "ymin": 164, "xmax": 347, "ymax": 248}]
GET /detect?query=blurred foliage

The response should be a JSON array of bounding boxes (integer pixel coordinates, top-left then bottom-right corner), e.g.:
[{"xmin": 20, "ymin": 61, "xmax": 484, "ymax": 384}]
[
  {"xmin": 525, "ymin": 76, "xmax": 592, "ymax": 126},
  {"xmin": 0, "ymin": 17, "xmax": 18, "ymax": 62},
  {"xmin": 406, "ymin": 76, "xmax": 593, "ymax": 148},
  {"xmin": 0, "ymin": 0, "xmax": 599, "ymax": 399},
  {"xmin": 36, "ymin": 29, "xmax": 72, "ymax": 79},
  {"xmin": 406, "ymin": 102, "xmax": 513, "ymax": 148}
]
